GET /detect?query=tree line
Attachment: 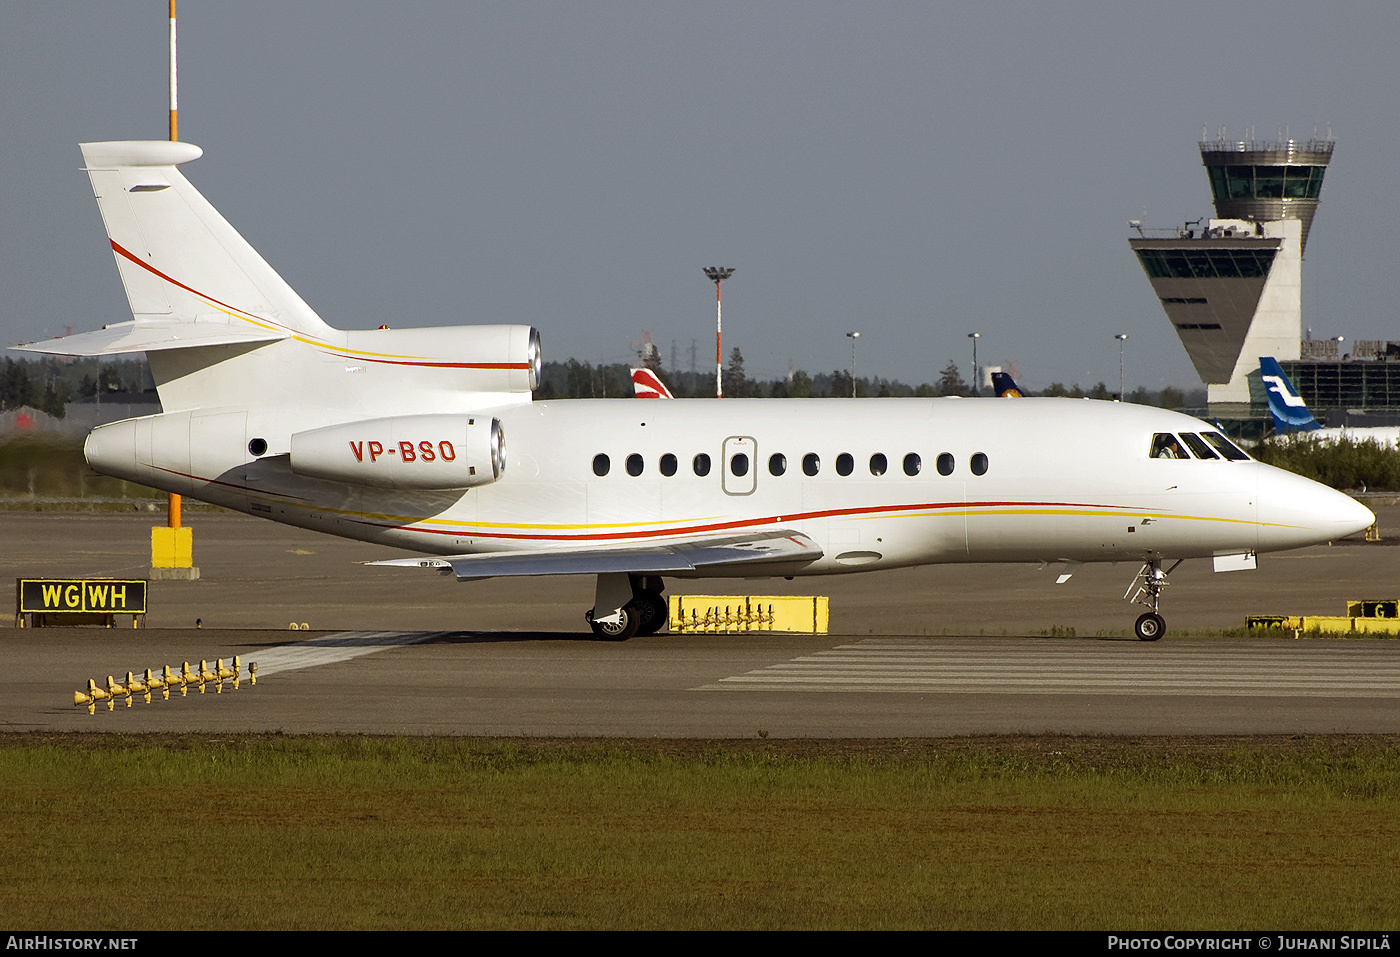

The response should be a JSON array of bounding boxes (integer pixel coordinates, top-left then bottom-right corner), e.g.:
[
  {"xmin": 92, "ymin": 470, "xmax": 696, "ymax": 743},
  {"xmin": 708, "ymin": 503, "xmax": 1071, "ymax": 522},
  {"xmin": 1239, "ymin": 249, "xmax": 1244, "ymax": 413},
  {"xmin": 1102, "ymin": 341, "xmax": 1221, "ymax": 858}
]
[
  {"xmin": 0, "ymin": 352, "xmax": 1193, "ymax": 412},
  {"xmin": 536, "ymin": 349, "xmax": 1194, "ymax": 408},
  {"xmin": 0, "ymin": 356, "xmax": 155, "ymax": 420}
]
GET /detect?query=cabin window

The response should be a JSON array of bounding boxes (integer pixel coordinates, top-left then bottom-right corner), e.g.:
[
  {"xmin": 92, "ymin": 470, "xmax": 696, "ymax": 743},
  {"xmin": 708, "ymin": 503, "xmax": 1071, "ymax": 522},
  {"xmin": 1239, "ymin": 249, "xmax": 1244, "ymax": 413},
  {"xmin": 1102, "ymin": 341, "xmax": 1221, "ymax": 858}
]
[
  {"xmin": 1203, "ymin": 431, "xmax": 1250, "ymax": 461},
  {"xmin": 660, "ymin": 453, "xmax": 678, "ymax": 476},
  {"xmin": 836, "ymin": 453, "xmax": 854, "ymax": 476},
  {"xmin": 936, "ymin": 453, "xmax": 954, "ymax": 476},
  {"xmin": 1179, "ymin": 433, "xmax": 1219, "ymax": 460},
  {"xmin": 693, "ymin": 453, "xmax": 711, "ymax": 476},
  {"xmin": 626, "ymin": 453, "xmax": 644, "ymax": 476},
  {"xmin": 769, "ymin": 453, "xmax": 787, "ymax": 476},
  {"xmin": 593, "ymin": 453, "xmax": 610, "ymax": 476},
  {"xmin": 970, "ymin": 452, "xmax": 988, "ymax": 476},
  {"xmin": 730, "ymin": 453, "xmax": 750, "ymax": 477},
  {"xmin": 803, "ymin": 453, "xmax": 820, "ymax": 476},
  {"xmin": 869, "ymin": 453, "xmax": 887, "ymax": 476},
  {"xmin": 903, "ymin": 453, "xmax": 921, "ymax": 476},
  {"xmin": 1150, "ymin": 434, "xmax": 1188, "ymax": 459}
]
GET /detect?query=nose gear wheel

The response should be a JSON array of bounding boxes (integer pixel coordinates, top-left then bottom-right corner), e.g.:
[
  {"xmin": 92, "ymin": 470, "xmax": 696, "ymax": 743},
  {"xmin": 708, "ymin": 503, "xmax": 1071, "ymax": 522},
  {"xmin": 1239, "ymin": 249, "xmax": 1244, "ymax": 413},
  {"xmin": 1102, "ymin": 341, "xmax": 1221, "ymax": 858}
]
[{"xmin": 1124, "ymin": 559, "xmax": 1181, "ymax": 641}]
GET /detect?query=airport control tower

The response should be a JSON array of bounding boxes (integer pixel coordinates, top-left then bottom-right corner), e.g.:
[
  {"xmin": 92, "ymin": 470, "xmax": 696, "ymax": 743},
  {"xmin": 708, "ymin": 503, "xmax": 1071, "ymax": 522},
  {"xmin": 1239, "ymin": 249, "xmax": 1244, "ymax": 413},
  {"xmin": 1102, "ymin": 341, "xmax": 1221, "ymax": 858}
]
[{"xmin": 1129, "ymin": 134, "xmax": 1333, "ymax": 411}]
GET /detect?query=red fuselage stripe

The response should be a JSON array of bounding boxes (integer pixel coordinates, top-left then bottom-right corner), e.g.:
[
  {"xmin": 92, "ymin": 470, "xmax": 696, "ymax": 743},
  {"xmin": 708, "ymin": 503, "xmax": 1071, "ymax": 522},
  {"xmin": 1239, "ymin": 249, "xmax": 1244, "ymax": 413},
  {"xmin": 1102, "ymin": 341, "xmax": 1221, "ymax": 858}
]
[{"xmin": 348, "ymin": 498, "xmax": 1148, "ymax": 543}]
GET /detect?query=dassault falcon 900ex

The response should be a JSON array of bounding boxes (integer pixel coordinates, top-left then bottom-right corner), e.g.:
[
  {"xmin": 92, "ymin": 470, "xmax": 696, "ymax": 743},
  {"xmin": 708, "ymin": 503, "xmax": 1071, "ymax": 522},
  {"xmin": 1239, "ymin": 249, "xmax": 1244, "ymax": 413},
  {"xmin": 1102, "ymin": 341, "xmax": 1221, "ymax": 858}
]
[{"xmin": 20, "ymin": 141, "xmax": 1375, "ymax": 641}]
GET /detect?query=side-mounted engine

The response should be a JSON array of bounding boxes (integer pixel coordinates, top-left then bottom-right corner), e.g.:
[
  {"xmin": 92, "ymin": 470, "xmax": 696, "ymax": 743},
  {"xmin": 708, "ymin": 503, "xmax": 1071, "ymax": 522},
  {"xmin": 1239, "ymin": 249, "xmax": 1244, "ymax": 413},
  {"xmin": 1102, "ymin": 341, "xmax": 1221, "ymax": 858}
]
[{"xmin": 290, "ymin": 414, "xmax": 505, "ymax": 490}]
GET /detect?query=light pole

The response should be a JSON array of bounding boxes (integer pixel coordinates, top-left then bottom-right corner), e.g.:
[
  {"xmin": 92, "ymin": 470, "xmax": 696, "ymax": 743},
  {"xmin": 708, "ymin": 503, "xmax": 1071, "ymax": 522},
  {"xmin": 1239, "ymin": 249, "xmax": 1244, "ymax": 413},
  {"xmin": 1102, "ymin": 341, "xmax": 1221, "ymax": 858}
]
[
  {"xmin": 967, "ymin": 332, "xmax": 981, "ymax": 396},
  {"xmin": 703, "ymin": 267, "xmax": 735, "ymax": 398},
  {"xmin": 1334, "ymin": 335, "xmax": 1345, "ymax": 408},
  {"xmin": 1115, "ymin": 333, "xmax": 1129, "ymax": 401},
  {"xmin": 846, "ymin": 331, "xmax": 861, "ymax": 398}
]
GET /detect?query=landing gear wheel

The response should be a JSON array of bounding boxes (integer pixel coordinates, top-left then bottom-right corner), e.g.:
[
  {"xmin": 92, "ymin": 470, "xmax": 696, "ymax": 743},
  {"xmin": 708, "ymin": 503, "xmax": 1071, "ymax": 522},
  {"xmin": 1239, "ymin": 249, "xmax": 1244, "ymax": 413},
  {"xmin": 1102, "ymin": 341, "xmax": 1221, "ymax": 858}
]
[
  {"xmin": 1134, "ymin": 612, "xmax": 1166, "ymax": 642},
  {"xmin": 586, "ymin": 607, "xmax": 640, "ymax": 641},
  {"xmin": 632, "ymin": 592, "xmax": 668, "ymax": 636}
]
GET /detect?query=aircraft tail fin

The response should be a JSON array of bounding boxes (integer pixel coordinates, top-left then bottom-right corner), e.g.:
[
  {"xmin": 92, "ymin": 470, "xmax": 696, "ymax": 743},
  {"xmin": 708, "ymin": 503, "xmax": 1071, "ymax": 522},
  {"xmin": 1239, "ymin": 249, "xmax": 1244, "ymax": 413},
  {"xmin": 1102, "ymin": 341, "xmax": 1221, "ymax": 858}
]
[
  {"xmin": 991, "ymin": 371, "xmax": 1025, "ymax": 397},
  {"xmin": 631, "ymin": 367, "xmax": 674, "ymax": 399},
  {"xmin": 26, "ymin": 141, "xmax": 332, "ymax": 356},
  {"xmin": 1260, "ymin": 357, "xmax": 1321, "ymax": 433}
]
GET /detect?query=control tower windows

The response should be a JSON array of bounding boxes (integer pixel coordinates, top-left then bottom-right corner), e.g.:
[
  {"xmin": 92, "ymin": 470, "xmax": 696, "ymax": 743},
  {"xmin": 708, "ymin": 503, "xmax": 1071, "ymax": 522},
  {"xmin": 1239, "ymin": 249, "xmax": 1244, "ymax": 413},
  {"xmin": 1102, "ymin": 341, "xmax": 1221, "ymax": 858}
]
[
  {"xmin": 1253, "ymin": 167, "xmax": 1285, "ymax": 199},
  {"xmin": 1207, "ymin": 165, "xmax": 1325, "ymax": 202},
  {"xmin": 1135, "ymin": 248, "xmax": 1276, "ymax": 280}
]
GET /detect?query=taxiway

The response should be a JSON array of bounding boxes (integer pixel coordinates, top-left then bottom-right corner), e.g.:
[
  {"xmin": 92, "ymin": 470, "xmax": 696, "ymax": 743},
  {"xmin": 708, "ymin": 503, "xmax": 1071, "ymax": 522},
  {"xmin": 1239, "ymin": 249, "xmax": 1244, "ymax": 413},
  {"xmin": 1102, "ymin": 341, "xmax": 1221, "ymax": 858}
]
[{"xmin": 3, "ymin": 509, "xmax": 1397, "ymax": 736}]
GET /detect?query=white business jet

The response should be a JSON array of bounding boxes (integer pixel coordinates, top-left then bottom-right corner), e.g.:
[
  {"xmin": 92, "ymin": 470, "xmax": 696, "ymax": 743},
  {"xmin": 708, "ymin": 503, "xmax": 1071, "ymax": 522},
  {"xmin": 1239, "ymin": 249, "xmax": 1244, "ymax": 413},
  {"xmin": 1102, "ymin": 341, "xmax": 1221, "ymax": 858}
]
[{"xmin": 19, "ymin": 142, "xmax": 1375, "ymax": 641}]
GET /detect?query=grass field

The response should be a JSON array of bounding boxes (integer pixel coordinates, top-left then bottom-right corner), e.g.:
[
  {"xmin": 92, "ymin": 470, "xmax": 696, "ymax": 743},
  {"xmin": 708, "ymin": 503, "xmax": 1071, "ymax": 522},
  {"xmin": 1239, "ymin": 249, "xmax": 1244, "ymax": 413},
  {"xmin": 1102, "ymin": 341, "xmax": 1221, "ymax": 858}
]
[{"xmin": 3, "ymin": 733, "xmax": 1399, "ymax": 930}]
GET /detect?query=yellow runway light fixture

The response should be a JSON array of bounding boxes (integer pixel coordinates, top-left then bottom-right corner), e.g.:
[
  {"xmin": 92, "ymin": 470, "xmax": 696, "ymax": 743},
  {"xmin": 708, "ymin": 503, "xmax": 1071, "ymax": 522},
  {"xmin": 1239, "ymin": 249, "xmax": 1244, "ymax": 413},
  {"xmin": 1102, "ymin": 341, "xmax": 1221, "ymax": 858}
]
[
  {"xmin": 668, "ymin": 595, "xmax": 828, "ymax": 634},
  {"xmin": 73, "ymin": 658, "xmax": 256, "ymax": 713}
]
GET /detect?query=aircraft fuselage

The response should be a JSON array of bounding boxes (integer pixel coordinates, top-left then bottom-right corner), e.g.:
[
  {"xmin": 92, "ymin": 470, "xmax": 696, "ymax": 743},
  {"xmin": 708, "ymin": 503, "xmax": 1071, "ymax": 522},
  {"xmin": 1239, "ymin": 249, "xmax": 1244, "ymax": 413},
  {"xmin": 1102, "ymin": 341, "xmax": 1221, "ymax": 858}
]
[{"xmin": 85, "ymin": 395, "xmax": 1370, "ymax": 575}]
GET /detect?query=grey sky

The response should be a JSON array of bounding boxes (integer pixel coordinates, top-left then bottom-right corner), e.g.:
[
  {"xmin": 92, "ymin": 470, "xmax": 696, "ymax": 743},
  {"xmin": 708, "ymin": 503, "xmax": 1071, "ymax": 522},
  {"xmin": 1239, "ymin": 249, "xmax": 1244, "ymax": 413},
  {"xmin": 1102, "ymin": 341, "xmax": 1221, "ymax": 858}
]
[{"xmin": 4, "ymin": 2, "xmax": 1398, "ymax": 392}]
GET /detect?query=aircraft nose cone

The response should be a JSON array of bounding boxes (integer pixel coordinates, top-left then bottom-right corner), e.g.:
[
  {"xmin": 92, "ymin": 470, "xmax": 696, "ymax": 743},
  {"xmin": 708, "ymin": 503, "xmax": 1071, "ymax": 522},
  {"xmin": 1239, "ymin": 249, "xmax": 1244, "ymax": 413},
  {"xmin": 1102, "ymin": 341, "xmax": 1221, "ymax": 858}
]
[
  {"xmin": 1329, "ymin": 489, "xmax": 1378, "ymax": 539},
  {"xmin": 1256, "ymin": 466, "xmax": 1375, "ymax": 549}
]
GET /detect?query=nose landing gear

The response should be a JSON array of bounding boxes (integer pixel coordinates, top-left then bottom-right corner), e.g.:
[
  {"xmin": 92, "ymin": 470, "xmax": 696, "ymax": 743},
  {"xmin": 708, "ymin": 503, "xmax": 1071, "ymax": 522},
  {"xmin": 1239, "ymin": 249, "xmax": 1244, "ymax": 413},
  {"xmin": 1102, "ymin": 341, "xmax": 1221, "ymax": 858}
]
[{"xmin": 1125, "ymin": 559, "xmax": 1182, "ymax": 641}]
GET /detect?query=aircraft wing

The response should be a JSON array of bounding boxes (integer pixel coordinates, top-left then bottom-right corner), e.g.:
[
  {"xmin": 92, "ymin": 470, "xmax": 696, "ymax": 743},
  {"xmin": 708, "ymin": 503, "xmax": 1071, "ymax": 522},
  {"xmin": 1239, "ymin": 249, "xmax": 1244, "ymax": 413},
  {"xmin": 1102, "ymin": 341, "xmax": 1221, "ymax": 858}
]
[
  {"xmin": 368, "ymin": 529, "xmax": 823, "ymax": 580},
  {"xmin": 15, "ymin": 320, "xmax": 288, "ymax": 357}
]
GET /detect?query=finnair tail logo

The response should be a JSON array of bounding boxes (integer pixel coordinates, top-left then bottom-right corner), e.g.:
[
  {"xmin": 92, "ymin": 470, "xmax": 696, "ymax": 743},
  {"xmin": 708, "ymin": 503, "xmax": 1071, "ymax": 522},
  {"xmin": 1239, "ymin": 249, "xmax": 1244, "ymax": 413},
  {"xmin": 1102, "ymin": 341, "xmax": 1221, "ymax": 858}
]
[{"xmin": 1262, "ymin": 375, "xmax": 1307, "ymax": 407}]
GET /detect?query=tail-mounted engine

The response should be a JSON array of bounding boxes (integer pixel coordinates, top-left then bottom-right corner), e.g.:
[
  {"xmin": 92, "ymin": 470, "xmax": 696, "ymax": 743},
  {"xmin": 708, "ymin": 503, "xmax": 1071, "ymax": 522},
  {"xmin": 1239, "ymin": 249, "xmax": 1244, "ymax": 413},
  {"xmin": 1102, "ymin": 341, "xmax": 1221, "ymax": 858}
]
[{"xmin": 290, "ymin": 414, "xmax": 505, "ymax": 490}]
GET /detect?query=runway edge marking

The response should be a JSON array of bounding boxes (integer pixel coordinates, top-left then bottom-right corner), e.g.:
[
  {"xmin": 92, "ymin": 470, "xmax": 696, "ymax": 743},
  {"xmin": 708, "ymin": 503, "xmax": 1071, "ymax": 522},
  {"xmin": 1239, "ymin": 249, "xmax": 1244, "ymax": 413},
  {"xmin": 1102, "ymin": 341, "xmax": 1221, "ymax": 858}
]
[
  {"xmin": 251, "ymin": 631, "xmax": 444, "ymax": 677},
  {"xmin": 691, "ymin": 638, "xmax": 1400, "ymax": 697}
]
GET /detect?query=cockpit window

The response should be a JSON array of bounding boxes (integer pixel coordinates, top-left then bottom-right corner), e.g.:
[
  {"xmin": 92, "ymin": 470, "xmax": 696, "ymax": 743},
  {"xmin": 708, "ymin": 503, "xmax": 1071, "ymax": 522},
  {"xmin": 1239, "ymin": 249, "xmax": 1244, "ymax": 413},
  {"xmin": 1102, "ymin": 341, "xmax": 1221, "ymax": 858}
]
[
  {"xmin": 1179, "ymin": 433, "xmax": 1219, "ymax": 460},
  {"xmin": 1202, "ymin": 431, "xmax": 1251, "ymax": 461},
  {"xmin": 1150, "ymin": 433, "xmax": 1188, "ymax": 459}
]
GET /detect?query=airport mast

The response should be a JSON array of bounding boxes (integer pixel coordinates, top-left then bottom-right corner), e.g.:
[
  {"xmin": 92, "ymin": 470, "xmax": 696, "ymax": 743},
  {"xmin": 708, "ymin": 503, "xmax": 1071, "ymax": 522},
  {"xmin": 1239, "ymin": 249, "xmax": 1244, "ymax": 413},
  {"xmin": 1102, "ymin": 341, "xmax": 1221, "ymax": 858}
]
[
  {"xmin": 846, "ymin": 331, "xmax": 860, "ymax": 398},
  {"xmin": 167, "ymin": 0, "xmax": 180, "ymax": 534},
  {"xmin": 1115, "ymin": 333, "xmax": 1128, "ymax": 401},
  {"xmin": 967, "ymin": 332, "xmax": 980, "ymax": 396},
  {"xmin": 704, "ymin": 267, "xmax": 734, "ymax": 398},
  {"xmin": 151, "ymin": 0, "xmax": 198, "ymax": 581}
]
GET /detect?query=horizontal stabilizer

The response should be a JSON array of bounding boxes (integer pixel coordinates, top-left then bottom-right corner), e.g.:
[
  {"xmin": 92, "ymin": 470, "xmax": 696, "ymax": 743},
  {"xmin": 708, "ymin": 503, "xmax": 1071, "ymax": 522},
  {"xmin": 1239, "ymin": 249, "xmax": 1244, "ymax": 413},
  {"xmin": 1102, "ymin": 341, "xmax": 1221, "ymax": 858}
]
[
  {"xmin": 368, "ymin": 530, "xmax": 823, "ymax": 580},
  {"xmin": 16, "ymin": 320, "xmax": 288, "ymax": 357}
]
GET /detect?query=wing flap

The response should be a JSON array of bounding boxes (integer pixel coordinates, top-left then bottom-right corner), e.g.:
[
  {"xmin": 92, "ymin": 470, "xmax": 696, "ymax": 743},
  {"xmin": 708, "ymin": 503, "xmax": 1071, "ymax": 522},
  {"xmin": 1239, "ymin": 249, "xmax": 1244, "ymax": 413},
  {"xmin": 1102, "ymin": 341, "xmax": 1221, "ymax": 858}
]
[{"xmin": 368, "ymin": 530, "xmax": 823, "ymax": 580}]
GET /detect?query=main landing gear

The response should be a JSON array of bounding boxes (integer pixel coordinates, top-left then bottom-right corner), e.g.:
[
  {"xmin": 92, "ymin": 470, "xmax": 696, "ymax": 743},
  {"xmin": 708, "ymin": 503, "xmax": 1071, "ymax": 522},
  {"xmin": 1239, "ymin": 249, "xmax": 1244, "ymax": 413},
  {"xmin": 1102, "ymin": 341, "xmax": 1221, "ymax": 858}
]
[
  {"xmin": 585, "ymin": 574, "xmax": 668, "ymax": 641},
  {"xmin": 1124, "ymin": 559, "xmax": 1182, "ymax": 641}
]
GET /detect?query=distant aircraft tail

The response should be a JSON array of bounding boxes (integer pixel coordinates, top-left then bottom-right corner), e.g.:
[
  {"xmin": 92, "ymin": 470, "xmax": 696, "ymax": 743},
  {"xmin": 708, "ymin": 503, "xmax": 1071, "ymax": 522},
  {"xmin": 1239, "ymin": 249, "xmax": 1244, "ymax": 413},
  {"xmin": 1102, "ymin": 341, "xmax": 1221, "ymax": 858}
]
[
  {"xmin": 631, "ymin": 368, "xmax": 674, "ymax": 399},
  {"xmin": 1260, "ymin": 357, "xmax": 1321, "ymax": 433},
  {"xmin": 990, "ymin": 371, "xmax": 1025, "ymax": 397}
]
